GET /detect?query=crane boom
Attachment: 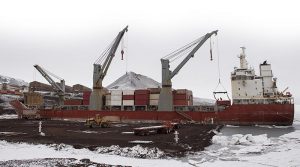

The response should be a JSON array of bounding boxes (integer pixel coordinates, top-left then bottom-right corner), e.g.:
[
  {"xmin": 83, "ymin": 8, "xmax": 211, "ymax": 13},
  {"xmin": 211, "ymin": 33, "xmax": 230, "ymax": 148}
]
[
  {"xmin": 170, "ymin": 30, "xmax": 218, "ymax": 79},
  {"xmin": 99, "ymin": 25, "xmax": 128, "ymax": 80},
  {"xmin": 158, "ymin": 30, "xmax": 218, "ymax": 111},
  {"xmin": 93, "ymin": 26, "xmax": 128, "ymax": 88},
  {"xmin": 89, "ymin": 26, "xmax": 128, "ymax": 110},
  {"xmin": 33, "ymin": 64, "xmax": 65, "ymax": 106}
]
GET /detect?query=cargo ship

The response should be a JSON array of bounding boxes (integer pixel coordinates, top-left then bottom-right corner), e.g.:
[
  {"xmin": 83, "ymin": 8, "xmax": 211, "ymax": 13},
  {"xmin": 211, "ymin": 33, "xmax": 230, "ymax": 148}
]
[
  {"xmin": 13, "ymin": 48, "xmax": 293, "ymax": 126},
  {"xmin": 10, "ymin": 27, "xmax": 294, "ymax": 125}
]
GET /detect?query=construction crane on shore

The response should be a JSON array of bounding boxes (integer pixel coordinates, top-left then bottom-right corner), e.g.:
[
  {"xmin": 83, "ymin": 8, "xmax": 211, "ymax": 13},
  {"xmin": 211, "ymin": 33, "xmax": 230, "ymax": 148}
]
[
  {"xmin": 33, "ymin": 64, "xmax": 65, "ymax": 106},
  {"xmin": 89, "ymin": 26, "xmax": 128, "ymax": 110},
  {"xmin": 158, "ymin": 30, "xmax": 218, "ymax": 111}
]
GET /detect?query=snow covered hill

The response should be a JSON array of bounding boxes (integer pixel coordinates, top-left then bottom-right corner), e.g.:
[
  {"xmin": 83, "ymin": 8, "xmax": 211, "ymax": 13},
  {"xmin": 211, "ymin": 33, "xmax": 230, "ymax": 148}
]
[
  {"xmin": 0, "ymin": 75, "xmax": 28, "ymax": 87},
  {"xmin": 193, "ymin": 97, "xmax": 215, "ymax": 106},
  {"xmin": 107, "ymin": 72, "xmax": 161, "ymax": 90}
]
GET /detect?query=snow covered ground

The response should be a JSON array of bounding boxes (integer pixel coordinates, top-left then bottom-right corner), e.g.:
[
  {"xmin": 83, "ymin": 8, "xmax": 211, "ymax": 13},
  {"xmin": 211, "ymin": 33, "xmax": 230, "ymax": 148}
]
[
  {"xmin": 0, "ymin": 141, "xmax": 190, "ymax": 167},
  {"xmin": 0, "ymin": 114, "xmax": 17, "ymax": 119},
  {"xmin": 0, "ymin": 105, "xmax": 299, "ymax": 166}
]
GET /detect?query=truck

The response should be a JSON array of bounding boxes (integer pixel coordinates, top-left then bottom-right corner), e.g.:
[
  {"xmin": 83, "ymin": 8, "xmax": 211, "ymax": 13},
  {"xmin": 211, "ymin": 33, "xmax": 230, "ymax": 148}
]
[
  {"xmin": 85, "ymin": 114, "xmax": 120, "ymax": 128},
  {"xmin": 133, "ymin": 121, "xmax": 181, "ymax": 136}
]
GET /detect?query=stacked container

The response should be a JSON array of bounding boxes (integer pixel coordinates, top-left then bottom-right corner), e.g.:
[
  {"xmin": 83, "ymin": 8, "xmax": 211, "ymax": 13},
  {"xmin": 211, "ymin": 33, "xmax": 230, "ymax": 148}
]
[
  {"xmin": 173, "ymin": 89, "xmax": 193, "ymax": 106},
  {"xmin": 109, "ymin": 90, "xmax": 122, "ymax": 106},
  {"xmin": 134, "ymin": 89, "xmax": 150, "ymax": 105},
  {"xmin": 24, "ymin": 92, "xmax": 44, "ymax": 106},
  {"xmin": 82, "ymin": 91, "xmax": 91, "ymax": 105},
  {"xmin": 122, "ymin": 90, "xmax": 135, "ymax": 106},
  {"xmin": 148, "ymin": 88, "xmax": 160, "ymax": 106}
]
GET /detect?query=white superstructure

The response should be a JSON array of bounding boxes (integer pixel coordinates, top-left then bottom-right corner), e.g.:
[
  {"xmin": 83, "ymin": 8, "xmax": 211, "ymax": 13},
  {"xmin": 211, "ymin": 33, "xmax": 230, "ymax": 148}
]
[{"xmin": 231, "ymin": 47, "xmax": 292, "ymax": 104}]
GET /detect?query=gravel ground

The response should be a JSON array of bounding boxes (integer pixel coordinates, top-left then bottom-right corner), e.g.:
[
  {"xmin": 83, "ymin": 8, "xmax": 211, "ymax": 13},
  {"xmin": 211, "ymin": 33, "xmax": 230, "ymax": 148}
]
[{"xmin": 0, "ymin": 119, "xmax": 221, "ymax": 157}]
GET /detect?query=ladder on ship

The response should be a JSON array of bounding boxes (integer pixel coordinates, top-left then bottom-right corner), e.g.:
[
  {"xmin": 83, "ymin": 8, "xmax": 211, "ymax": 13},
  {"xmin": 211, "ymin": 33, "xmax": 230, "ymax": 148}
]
[{"xmin": 175, "ymin": 111, "xmax": 195, "ymax": 123}]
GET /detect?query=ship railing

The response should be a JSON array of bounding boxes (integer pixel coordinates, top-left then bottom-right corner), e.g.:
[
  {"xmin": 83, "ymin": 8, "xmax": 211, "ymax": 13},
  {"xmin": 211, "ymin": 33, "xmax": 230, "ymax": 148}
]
[
  {"xmin": 61, "ymin": 105, "xmax": 88, "ymax": 111},
  {"xmin": 233, "ymin": 98, "xmax": 293, "ymax": 105}
]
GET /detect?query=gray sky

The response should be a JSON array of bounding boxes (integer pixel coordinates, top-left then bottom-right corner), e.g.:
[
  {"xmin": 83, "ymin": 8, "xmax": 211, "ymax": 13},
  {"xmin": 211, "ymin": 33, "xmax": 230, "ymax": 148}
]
[{"xmin": 0, "ymin": 0, "xmax": 299, "ymax": 103}]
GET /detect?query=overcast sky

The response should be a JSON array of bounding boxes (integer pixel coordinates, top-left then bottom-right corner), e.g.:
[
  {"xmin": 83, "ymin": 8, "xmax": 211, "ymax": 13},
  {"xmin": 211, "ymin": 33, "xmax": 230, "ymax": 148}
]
[{"xmin": 0, "ymin": 0, "xmax": 299, "ymax": 103}]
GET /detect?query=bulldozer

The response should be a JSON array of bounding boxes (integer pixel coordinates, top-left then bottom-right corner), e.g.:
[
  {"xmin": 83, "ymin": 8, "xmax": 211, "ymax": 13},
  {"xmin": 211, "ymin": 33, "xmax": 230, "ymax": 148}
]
[{"xmin": 85, "ymin": 114, "xmax": 120, "ymax": 128}]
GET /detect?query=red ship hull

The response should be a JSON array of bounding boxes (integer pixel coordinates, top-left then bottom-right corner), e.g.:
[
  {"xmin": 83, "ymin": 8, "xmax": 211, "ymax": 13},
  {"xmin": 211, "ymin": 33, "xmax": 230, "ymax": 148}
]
[{"xmin": 39, "ymin": 104, "xmax": 294, "ymax": 126}]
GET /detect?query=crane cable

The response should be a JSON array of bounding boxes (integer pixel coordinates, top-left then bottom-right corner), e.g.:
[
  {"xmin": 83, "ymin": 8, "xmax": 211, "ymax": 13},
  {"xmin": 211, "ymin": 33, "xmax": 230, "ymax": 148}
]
[
  {"xmin": 121, "ymin": 35, "xmax": 125, "ymax": 60},
  {"xmin": 125, "ymin": 31, "xmax": 129, "ymax": 73},
  {"xmin": 213, "ymin": 35, "xmax": 229, "ymax": 99},
  {"xmin": 94, "ymin": 37, "xmax": 116, "ymax": 65},
  {"xmin": 40, "ymin": 66, "xmax": 64, "ymax": 81},
  {"xmin": 162, "ymin": 35, "xmax": 205, "ymax": 61}
]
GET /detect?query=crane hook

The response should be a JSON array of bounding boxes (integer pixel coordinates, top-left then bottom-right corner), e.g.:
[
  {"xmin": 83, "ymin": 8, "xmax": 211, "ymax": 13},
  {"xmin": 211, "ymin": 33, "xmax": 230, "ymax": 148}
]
[
  {"xmin": 210, "ymin": 38, "xmax": 213, "ymax": 61},
  {"xmin": 121, "ymin": 50, "xmax": 124, "ymax": 60}
]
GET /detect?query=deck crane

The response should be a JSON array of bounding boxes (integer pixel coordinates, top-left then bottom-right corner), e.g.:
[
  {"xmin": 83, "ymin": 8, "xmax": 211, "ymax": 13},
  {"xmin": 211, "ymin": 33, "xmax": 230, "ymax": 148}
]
[
  {"xmin": 158, "ymin": 30, "xmax": 218, "ymax": 111},
  {"xmin": 89, "ymin": 26, "xmax": 128, "ymax": 110},
  {"xmin": 33, "ymin": 64, "xmax": 65, "ymax": 106}
]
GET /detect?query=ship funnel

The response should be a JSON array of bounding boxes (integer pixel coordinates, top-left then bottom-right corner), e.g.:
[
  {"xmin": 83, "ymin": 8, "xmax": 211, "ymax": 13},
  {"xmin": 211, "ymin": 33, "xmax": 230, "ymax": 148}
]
[{"xmin": 239, "ymin": 47, "xmax": 248, "ymax": 69}]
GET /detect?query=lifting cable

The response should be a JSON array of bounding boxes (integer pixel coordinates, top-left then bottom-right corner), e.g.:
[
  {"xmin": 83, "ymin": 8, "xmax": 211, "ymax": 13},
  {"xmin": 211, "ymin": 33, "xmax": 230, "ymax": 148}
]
[
  {"xmin": 162, "ymin": 35, "xmax": 205, "ymax": 62},
  {"xmin": 43, "ymin": 67, "xmax": 63, "ymax": 81},
  {"xmin": 213, "ymin": 35, "xmax": 230, "ymax": 100},
  {"xmin": 125, "ymin": 31, "xmax": 129, "ymax": 72},
  {"xmin": 121, "ymin": 36, "xmax": 125, "ymax": 60},
  {"xmin": 94, "ymin": 37, "xmax": 116, "ymax": 65}
]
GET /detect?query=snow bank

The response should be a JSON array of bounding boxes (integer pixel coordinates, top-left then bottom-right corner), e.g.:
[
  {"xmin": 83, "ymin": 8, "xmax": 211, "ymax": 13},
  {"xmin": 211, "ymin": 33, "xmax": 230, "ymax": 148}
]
[
  {"xmin": 0, "ymin": 114, "xmax": 17, "ymax": 119},
  {"xmin": 212, "ymin": 134, "xmax": 271, "ymax": 147},
  {"xmin": 96, "ymin": 145, "xmax": 163, "ymax": 159},
  {"xmin": 0, "ymin": 141, "xmax": 191, "ymax": 167}
]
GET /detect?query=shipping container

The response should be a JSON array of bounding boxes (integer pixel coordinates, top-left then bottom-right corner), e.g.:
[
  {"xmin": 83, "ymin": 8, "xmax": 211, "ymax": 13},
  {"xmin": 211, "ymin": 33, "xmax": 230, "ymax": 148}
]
[
  {"xmin": 134, "ymin": 94, "xmax": 149, "ymax": 100},
  {"xmin": 135, "ymin": 99, "xmax": 149, "ymax": 106},
  {"xmin": 123, "ymin": 95, "xmax": 134, "ymax": 100},
  {"xmin": 150, "ymin": 94, "xmax": 160, "ymax": 100},
  {"xmin": 110, "ymin": 90, "xmax": 122, "ymax": 95},
  {"xmin": 110, "ymin": 100, "xmax": 122, "ymax": 106},
  {"xmin": 0, "ymin": 90, "xmax": 8, "ymax": 94},
  {"xmin": 173, "ymin": 94, "xmax": 189, "ymax": 100},
  {"xmin": 149, "ymin": 99, "xmax": 159, "ymax": 106},
  {"xmin": 105, "ymin": 94, "xmax": 111, "ymax": 100},
  {"xmin": 105, "ymin": 99, "xmax": 111, "ymax": 106},
  {"xmin": 122, "ymin": 90, "xmax": 135, "ymax": 95},
  {"xmin": 173, "ymin": 99, "xmax": 188, "ymax": 106},
  {"xmin": 123, "ymin": 100, "xmax": 134, "ymax": 106},
  {"xmin": 7, "ymin": 90, "xmax": 15, "ymax": 95},
  {"xmin": 24, "ymin": 92, "xmax": 44, "ymax": 106},
  {"xmin": 175, "ymin": 89, "xmax": 189, "ymax": 94},
  {"xmin": 148, "ymin": 88, "xmax": 161, "ymax": 94},
  {"xmin": 82, "ymin": 100, "xmax": 89, "ymax": 105},
  {"xmin": 172, "ymin": 89, "xmax": 193, "ymax": 106},
  {"xmin": 111, "ymin": 95, "xmax": 122, "ymax": 101},
  {"xmin": 135, "ymin": 89, "xmax": 150, "ymax": 95},
  {"xmin": 83, "ymin": 91, "xmax": 91, "ymax": 100}
]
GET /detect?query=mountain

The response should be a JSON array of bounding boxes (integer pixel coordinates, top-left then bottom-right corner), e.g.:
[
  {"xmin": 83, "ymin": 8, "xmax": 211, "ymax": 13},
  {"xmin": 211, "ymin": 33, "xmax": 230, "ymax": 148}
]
[
  {"xmin": 193, "ymin": 97, "xmax": 215, "ymax": 106},
  {"xmin": 107, "ymin": 72, "xmax": 161, "ymax": 90},
  {"xmin": 0, "ymin": 75, "xmax": 28, "ymax": 87}
]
